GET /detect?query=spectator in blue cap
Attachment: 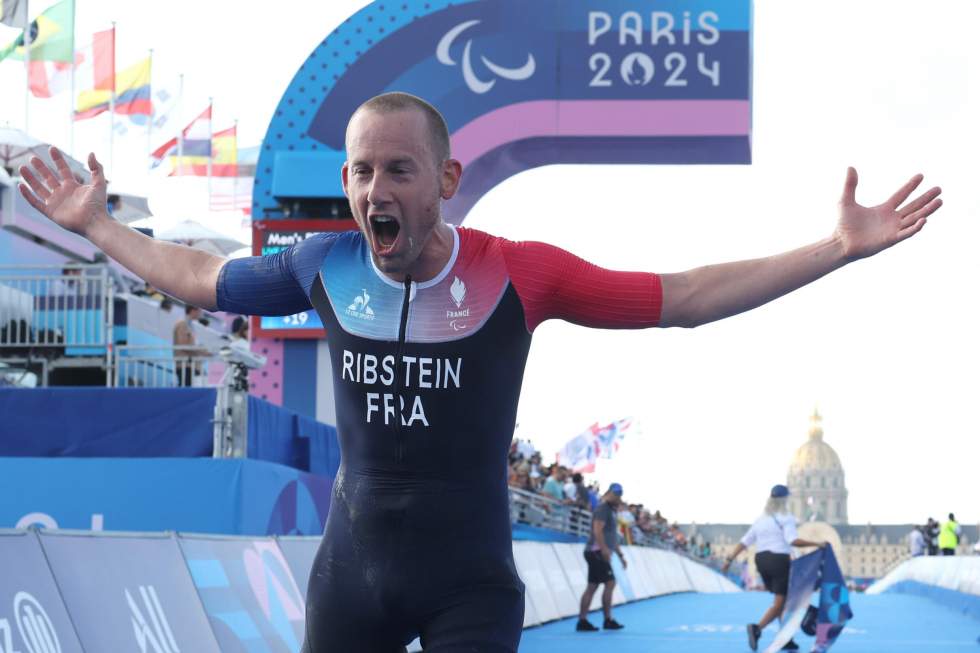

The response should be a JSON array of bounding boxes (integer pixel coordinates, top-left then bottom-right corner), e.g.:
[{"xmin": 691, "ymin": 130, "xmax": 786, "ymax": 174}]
[
  {"xmin": 722, "ymin": 484, "xmax": 825, "ymax": 651},
  {"xmin": 576, "ymin": 483, "xmax": 627, "ymax": 632}
]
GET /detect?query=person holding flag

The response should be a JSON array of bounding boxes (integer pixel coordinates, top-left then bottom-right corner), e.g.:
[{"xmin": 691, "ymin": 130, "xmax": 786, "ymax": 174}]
[{"xmin": 723, "ymin": 485, "xmax": 826, "ymax": 651}]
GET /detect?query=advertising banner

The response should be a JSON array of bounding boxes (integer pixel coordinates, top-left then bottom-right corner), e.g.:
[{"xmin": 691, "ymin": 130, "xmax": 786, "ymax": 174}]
[
  {"xmin": 0, "ymin": 458, "xmax": 332, "ymax": 536},
  {"xmin": 179, "ymin": 535, "xmax": 306, "ymax": 653},
  {"xmin": 276, "ymin": 537, "xmax": 321, "ymax": 599},
  {"xmin": 0, "ymin": 530, "xmax": 83, "ymax": 653},
  {"xmin": 38, "ymin": 531, "xmax": 220, "ymax": 653}
]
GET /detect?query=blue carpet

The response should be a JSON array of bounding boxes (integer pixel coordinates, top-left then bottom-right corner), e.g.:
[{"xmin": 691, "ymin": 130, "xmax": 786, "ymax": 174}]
[{"xmin": 519, "ymin": 592, "xmax": 980, "ymax": 652}]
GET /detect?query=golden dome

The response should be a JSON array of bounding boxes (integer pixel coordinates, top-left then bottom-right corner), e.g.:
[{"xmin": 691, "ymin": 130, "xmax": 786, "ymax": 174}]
[{"xmin": 789, "ymin": 408, "xmax": 843, "ymax": 472}]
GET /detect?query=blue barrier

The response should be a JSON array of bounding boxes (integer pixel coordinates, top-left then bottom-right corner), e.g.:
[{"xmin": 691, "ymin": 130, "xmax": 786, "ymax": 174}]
[
  {"xmin": 0, "ymin": 458, "xmax": 332, "ymax": 535},
  {"xmin": 248, "ymin": 396, "xmax": 341, "ymax": 477},
  {"xmin": 513, "ymin": 522, "xmax": 586, "ymax": 543},
  {"xmin": 886, "ymin": 580, "xmax": 980, "ymax": 622},
  {"xmin": 0, "ymin": 387, "xmax": 216, "ymax": 457}
]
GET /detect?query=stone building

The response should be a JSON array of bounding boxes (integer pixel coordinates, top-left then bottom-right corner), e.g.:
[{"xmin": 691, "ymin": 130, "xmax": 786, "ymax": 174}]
[
  {"xmin": 786, "ymin": 409, "xmax": 848, "ymax": 525},
  {"xmin": 685, "ymin": 409, "xmax": 976, "ymax": 581}
]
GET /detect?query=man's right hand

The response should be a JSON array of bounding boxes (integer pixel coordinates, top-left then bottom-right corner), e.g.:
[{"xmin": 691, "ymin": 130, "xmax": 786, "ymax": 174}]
[
  {"xmin": 17, "ymin": 147, "xmax": 225, "ymax": 310},
  {"xmin": 19, "ymin": 148, "xmax": 109, "ymax": 238}
]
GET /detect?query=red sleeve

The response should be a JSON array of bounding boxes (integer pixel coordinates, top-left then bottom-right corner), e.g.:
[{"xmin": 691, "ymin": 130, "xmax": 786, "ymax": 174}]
[{"xmin": 499, "ymin": 239, "xmax": 663, "ymax": 333}]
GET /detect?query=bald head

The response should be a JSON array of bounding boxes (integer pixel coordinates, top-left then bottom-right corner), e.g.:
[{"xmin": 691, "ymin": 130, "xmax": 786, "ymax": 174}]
[{"xmin": 346, "ymin": 92, "xmax": 451, "ymax": 166}]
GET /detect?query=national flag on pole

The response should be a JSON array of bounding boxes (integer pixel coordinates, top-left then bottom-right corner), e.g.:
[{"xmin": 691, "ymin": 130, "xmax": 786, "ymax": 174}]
[
  {"xmin": 0, "ymin": 0, "xmax": 73, "ymax": 62},
  {"xmin": 0, "ymin": 0, "xmax": 26, "ymax": 27},
  {"xmin": 192, "ymin": 124, "xmax": 237, "ymax": 177},
  {"xmin": 556, "ymin": 417, "xmax": 634, "ymax": 472},
  {"xmin": 75, "ymin": 56, "xmax": 151, "ymax": 120},
  {"xmin": 210, "ymin": 177, "xmax": 253, "ymax": 212},
  {"xmin": 557, "ymin": 424, "xmax": 600, "ymax": 473},
  {"xmin": 595, "ymin": 417, "xmax": 631, "ymax": 459},
  {"xmin": 150, "ymin": 105, "xmax": 211, "ymax": 175},
  {"xmin": 29, "ymin": 29, "xmax": 112, "ymax": 99},
  {"xmin": 27, "ymin": 59, "xmax": 71, "ymax": 97}
]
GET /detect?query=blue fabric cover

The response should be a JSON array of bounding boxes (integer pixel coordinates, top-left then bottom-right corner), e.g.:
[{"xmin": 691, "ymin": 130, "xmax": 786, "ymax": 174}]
[{"xmin": 0, "ymin": 387, "xmax": 216, "ymax": 457}]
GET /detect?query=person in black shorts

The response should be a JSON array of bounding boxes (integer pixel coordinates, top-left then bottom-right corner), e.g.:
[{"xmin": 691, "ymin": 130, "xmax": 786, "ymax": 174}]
[
  {"xmin": 723, "ymin": 485, "xmax": 825, "ymax": 651},
  {"xmin": 577, "ymin": 483, "xmax": 627, "ymax": 632}
]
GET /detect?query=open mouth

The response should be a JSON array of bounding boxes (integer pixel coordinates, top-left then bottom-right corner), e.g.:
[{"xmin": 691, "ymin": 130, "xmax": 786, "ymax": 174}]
[{"xmin": 369, "ymin": 215, "xmax": 401, "ymax": 253}]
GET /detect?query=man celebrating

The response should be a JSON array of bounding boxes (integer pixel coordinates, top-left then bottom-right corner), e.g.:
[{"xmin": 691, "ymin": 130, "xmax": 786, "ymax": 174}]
[
  {"xmin": 577, "ymin": 483, "xmax": 627, "ymax": 632},
  {"xmin": 19, "ymin": 92, "xmax": 941, "ymax": 652}
]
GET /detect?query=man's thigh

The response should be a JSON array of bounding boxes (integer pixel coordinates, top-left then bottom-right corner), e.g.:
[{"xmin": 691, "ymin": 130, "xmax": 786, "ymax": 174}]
[{"xmin": 419, "ymin": 583, "xmax": 524, "ymax": 653}]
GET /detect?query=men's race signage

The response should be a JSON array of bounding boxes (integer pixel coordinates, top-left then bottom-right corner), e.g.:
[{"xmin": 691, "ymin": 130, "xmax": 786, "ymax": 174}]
[
  {"xmin": 256, "ymin": 0, "xmax": 752, "ymax": 222},
  {"xmin": 251, "ymin": 219, "xmax": 356, "ymax": 338}
]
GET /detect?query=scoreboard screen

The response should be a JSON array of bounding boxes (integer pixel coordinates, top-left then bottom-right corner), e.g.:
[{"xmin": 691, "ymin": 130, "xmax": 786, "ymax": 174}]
[{"xmin": 251, "ymin": 219, "xmax": 357, "ymax": 339}]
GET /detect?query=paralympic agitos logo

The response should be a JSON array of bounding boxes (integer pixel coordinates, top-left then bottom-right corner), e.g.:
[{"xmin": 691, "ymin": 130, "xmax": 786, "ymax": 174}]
[{"xmin": 436, "ymin": 20, "xmax": 536, "ymax": 94}]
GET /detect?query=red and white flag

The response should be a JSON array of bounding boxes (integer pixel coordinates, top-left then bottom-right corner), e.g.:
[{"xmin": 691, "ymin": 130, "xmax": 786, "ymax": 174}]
[{"xmin": 29, "ymin": 28, "xmax": 113, "ymax": 99}]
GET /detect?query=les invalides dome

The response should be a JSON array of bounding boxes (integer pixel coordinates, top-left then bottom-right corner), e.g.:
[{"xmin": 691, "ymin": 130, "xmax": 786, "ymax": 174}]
[{"xmin": 786, "ymin": 409, "xmax": 849, "ymax": 525}]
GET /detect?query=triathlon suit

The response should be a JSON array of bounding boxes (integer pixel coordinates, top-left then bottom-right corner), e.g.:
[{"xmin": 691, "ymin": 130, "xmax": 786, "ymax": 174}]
[{"xmin": 217, "ymin": 226, "xmax": 663, "ymax": 652}]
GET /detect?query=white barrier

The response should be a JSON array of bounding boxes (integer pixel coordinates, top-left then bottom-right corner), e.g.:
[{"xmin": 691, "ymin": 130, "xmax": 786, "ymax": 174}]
[
  {"xmin": 513, "ymin": 541, "xmax": 560, "ymax": 624},
  {"xmin": 622, "ymin": 546, "xmax": 654, "ymax": 598},
  {"xmin": 551, "ymin": 542, "xmax": 602, "ymax": 612},
  {"xmin": 531, "ymin": 542, "xmax": 579, "ymax": 617},
  {"xmin": 511, "ymin": 541, "xmax": 739, "ymax": 627},
  {"xmin": 867, "ymin": 556, "xmax": 980, "ymax": 596}
]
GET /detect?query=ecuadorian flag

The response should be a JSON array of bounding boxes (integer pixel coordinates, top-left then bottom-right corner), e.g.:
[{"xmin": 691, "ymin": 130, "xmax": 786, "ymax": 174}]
[{"xmin": 75, "ymin": 56, "xmax": 151, "ymax": 120}]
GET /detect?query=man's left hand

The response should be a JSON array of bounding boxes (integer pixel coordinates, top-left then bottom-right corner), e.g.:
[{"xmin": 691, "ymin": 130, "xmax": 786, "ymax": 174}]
[{"xmin": 834, "ymin": 167, "xmax": 942, "ymax": 262}]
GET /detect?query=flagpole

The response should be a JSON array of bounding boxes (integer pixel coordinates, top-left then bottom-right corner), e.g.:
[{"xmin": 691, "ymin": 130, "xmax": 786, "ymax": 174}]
[
  {"xmin": 176, "ymin": 73, "xmax": 183, "ymax": 174},
  {"xmin": 146, "ymin": 48, "xmax": 153, "ymax": 167},
  {"xmin": 206, "ymin": 96, "xmax": 213, "ymax": 211},
  {"xmin": 67, "ymin": 0, "xmax": 76, "ymax": 157},
  {"xmin": 23, "ymin": 0, "xmax": 31, "ymax": 133},
  {"xmin": 232, "ymin": 118, "xmax": 238, "ymax": 212},
  {"xmin": 108, "ymin": 22, "xmax": 116, "ymax": 180}
]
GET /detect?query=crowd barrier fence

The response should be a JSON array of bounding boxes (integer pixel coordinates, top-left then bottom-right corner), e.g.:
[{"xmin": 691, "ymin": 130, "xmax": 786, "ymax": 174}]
[{"xmin": 0, "ymin": 528, "xmax": 738, "ymax": 653}]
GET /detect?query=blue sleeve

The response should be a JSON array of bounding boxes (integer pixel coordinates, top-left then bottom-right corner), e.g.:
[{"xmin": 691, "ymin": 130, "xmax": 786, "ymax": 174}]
[{"xmin": 216, "ymin": 232, "xmax": 341, "ymax": 316}]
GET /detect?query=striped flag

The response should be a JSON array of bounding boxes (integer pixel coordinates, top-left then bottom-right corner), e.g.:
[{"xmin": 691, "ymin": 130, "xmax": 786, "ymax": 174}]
[
  {"xmin": 29, "ymin": 29, "xmax": 113, "ymax": 99},
  {"xmin": 75, "ymin": 56, "xmax": 151, "ymax": 120},
  {"xmin": 150, "ymin": 106, "xmax": 211, "ymax": 175}
]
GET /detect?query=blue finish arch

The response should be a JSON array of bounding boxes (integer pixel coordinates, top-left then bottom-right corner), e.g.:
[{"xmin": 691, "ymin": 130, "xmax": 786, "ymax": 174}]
[{"xmin": 255, "ymin": 0, "xmax": 752, "ymax": 222}]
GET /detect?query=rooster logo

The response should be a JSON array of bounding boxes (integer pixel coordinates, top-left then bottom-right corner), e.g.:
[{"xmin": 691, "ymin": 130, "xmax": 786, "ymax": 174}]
[{"xmin": 347, "ymin": 290, "xmax": 374, "ymax": 318}]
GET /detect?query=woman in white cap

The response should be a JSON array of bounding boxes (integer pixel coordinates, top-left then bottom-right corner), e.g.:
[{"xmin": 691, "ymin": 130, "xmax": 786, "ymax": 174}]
[{"xmin": 722, "ymin": 484, "xmax": 825, "ymax": 651}]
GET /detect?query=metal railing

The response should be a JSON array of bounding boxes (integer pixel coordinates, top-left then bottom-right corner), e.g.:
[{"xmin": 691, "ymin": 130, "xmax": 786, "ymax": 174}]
[
  {"xmin": 0, "ymin": 264, "xmax": 114, "ymax": 384},
  {"xmin": 508, "ymin": 487, "xmax": 593, "ymax": 539},
  {"xmin": 113, "ymin": 345, "xmax": 218, "ymax": 388}
]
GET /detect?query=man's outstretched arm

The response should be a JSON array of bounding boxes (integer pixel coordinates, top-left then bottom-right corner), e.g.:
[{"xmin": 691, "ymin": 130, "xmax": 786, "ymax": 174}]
[
  {"xmin": 19, "ymin": 148, "xmax": 225, "ymax": 309},
  {"xmin": 658, "ymin": 168, "xmax": 942, "ymax": 328}
]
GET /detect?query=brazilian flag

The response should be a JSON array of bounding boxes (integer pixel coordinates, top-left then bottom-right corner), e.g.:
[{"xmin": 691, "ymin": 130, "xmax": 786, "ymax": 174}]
[{"xmin": 0, "ymin": 0, "xmax": 74, "ymax": 63}]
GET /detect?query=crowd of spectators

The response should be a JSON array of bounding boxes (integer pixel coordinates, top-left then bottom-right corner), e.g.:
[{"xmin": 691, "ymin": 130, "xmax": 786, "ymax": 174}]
[{"xmin": 507, "ymin": 438, "xmax": 715, "ymax": 563}]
